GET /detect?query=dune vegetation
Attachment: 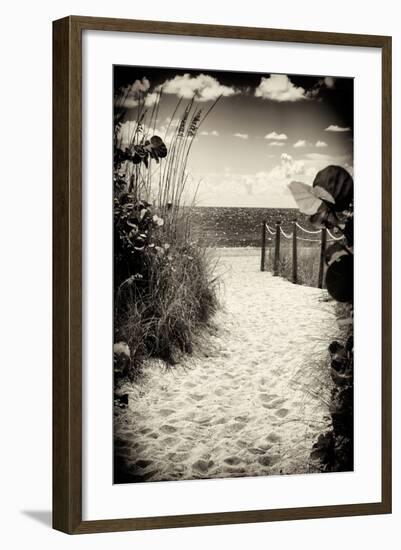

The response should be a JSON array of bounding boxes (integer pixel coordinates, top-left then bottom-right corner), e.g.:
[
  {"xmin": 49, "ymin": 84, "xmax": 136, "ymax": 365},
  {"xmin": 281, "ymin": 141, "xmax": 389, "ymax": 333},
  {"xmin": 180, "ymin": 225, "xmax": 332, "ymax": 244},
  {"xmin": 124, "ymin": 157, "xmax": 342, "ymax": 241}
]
[{"xmin": 113, "ymin": 89, "xmax": 220, "ymax": 376}]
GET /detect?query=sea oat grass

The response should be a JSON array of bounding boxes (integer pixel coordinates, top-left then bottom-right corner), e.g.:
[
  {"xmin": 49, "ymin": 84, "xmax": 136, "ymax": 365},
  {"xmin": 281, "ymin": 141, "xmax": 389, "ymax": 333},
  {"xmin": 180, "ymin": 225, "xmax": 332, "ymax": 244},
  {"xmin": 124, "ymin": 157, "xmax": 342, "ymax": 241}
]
[
  {"xmin": 114, "ymin": 90, "xmax": 221, "ymax": 374},
  {"xmin": 115, "ymin": 242, "xmax": 218, "ymax": 367},
  {"xmin": 266, "ymin": 245, "xmax": 322, "ymax": 287}
]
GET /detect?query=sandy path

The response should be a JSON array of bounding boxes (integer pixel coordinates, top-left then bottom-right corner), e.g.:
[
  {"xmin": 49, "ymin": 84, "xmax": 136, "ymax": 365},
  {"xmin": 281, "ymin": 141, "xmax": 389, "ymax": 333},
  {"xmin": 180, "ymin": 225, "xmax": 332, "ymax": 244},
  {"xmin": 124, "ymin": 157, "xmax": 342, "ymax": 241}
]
[{"xmin": 115, "ymin": 248, "xmax": 339, "ymax": 482}]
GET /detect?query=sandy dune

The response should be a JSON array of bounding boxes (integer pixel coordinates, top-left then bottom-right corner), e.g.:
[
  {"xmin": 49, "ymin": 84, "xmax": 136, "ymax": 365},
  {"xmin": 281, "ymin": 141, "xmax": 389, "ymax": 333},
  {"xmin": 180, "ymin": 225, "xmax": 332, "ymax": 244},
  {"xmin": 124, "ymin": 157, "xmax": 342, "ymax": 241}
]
[{"xmin": 115, "ymin": 248, "xmax": 339, "ymax": 482}]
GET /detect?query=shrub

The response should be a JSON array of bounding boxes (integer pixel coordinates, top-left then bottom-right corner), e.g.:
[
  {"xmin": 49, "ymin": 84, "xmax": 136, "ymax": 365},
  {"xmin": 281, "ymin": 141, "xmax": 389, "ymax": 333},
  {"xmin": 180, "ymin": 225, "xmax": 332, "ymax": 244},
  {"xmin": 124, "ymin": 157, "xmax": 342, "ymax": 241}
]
[
  {"xmin": 113, "ymin": 86, "xmax": 220, "ymax": 377},
  {"xmin": 287, "ymin": 166, "xmax": 354, "ymax": 472},
  {"xmin": 115, "ymin": 242, "xmax": 218, "ymax": 368}
]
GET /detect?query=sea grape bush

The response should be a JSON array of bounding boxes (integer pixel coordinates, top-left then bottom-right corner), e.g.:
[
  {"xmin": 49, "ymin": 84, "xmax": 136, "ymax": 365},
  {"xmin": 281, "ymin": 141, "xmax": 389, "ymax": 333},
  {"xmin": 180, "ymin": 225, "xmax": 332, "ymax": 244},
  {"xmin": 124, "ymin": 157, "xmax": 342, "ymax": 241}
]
[
  {"xmin": 304, "ymin": 165, "xmax": 354, "ymax": 303},
  {"xmin": 288, "ymin": 165, "xmax": 354, "ymax": 472},
  {"xmin": 310, "ymin": 325, "xmax": 354, "ymax": 472},
  {"xmin": 306, "ymin": 166, "xmax": 354, "ymax": 472},
  {"xmin": 114, "ymin": 191, "xmax": 166, "ymax": 290},
  {"xmin": 113, "ymin": 137, "xmax": 170, "ymax": 378}
]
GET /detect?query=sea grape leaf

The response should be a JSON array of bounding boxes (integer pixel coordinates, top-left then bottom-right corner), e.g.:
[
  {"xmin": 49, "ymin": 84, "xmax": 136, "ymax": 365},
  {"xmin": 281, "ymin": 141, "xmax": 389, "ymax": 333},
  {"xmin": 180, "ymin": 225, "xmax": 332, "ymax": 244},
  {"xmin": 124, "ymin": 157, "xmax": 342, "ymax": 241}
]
[{"xmin": 312, "ymin": 165, "xmax": 353, "ymax": 212}]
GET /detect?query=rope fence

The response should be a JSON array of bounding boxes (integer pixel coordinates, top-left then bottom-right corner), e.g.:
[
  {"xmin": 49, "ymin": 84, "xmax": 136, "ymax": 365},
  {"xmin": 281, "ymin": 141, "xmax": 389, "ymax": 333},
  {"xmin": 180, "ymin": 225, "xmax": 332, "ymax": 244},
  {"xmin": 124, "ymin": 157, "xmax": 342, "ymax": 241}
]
[
  {"xmin": 265, "ymin": 222, "xmax": 343, "ymax": 242},
  {"xmin": 295, "ymin": 221, "xmax": 321, "ymax": 234},
  {"xmin": 260, "ymin": 219, "xmax": 344, "ymax": 288}
]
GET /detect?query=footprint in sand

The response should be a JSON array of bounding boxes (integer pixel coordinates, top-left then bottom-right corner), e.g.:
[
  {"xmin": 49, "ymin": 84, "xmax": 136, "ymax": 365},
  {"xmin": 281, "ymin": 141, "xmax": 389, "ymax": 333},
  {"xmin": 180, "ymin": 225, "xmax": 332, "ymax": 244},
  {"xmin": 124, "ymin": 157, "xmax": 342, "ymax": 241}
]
[
  {"xmin": 162, "ymin": 436, "xmax": 178, "ymax": 445},
  {"xmin": 248, "ymin": 447, "xmax": 267, "ymax": 455},
  {"xmin": 267, "ymin": 433, "xmax": 281, "ymax": 443},
  {"xmin": 264, "ymin": 398, "xmax": 287, "ymax": 410},
  {"xmin": 258, "ymin": 455, "xmax": 279, "ymax": 467},
  {"xmin": 271, "ymin": 397, "xmax": 286, "ymax": 407},
  {"xmin": 133, "ymin": 443, "xmax": 148, "ymax": 453},
  {"xmin": 159, "ymin": 408, "xmax": 175, "ymax": 417},
  {"xmin": 225, "ymin": 467, "xmax": 247, "ymax": 475},
  {"xmin": 259, "ymin": 393, "xmax": 278, "ymax": 402},
  {"xmin": 197, "ymin": 417, "xmax": 212, "ymax": 425},
  {"xmin": 189, "ymin": 393, "xmax": 204, "ymax": 402},
  {"xmin": 234, "ymin": 415, "xmax": 248, "ymax": 422},
  {"xmin": 227, "ymin": 422, "xmax": 246, "ymax": 433},
  {"xmin": 160, "ymin": 424, "xmax": 178, "ymax": 434},
  {"xmin": 139, "ymin": 427, "xmax": 152, "ymax": 435},
  {"xmin": 135, "ymin": 459, "xmax": 153, "ymax": 469},
  {"xmin": 167, "ymin": 452, "xmax": 191, "ymax": 462},
  {"xmin": 139, "ymin": 470, "xmax": 158, "ymax": 481},
  {"xmin": 193, "ymin": 459, "xmax": 214, "ymax": 473},
  {"xmin": 224, "ymin": 456, "xmax": 242, "ymax": 465},
  {"xmin": 172, "ymin": 464, "xmax": 186, "ymax": 474}
]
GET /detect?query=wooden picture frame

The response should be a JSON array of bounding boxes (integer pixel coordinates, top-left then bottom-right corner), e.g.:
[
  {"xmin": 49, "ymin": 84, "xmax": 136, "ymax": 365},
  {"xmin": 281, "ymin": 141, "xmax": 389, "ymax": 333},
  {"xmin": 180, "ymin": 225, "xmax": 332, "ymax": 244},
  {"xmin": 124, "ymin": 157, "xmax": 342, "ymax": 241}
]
[{"xmin": 53, "ymin": 15, "xmax": 392, "ymax": 534}]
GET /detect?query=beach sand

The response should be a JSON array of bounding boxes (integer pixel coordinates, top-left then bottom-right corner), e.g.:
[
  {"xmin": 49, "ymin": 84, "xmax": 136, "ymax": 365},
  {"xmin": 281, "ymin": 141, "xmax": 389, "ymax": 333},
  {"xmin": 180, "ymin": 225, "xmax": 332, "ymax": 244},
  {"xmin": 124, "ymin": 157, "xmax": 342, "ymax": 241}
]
[{"xmin": 114, "ymin": 248, "xmax": 340, "ymax": 482}]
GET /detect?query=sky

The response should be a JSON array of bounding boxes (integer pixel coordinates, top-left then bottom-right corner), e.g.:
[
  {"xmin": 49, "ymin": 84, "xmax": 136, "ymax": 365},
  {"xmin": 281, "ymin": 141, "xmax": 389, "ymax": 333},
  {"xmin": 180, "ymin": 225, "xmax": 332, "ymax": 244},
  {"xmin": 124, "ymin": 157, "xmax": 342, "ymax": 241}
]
[{"xmin": 114, "ymin": 66, "xmax": 354, "ymax": 208}]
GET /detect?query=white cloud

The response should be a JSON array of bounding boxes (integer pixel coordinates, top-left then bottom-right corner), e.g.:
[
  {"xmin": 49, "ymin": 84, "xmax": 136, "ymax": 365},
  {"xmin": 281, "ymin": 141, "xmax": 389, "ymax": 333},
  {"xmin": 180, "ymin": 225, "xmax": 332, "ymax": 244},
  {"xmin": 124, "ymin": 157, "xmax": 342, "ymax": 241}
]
[
  {"xmin": 129, "ymin": 77, "xmax": 150, "ymax": 93},
  {"xmin": 116, "ymin": 120, "xmax": 136, "ymax": 147},
  {"xmin": 233, "ymin": 133, "xmax": 249, "ymax": 139},
  {"xmin": 301, "ymin": 153, "xmax": 354, "ymax": 179},
  {"xmin": 158, "ymin": 73, "xmax": 238, "ymax": 102},
  {"xmin": 264, "ymin": 131, "xmax": 288, "ymax": 141},
  {"xmin": 269, "ymin": 141, "xmax": 285, "ymax": 147},
  {"xmin": 195, "ymin": 170, "xmax": 293, "ymax": 207},
  {"xmin": 293, "ymin": 139, "xmax": 309, "ymax": 148},
  {"xmin": 303, "ymin": 151, "xmax": 353, "ymax": 169},
  {"xmin": 276, "ymin": 153, "xmax": 307, "ymax": 178},
  {"xmin": 304, "ymin": 153, "xmax": 331, "ymax": 160},
  {"xmin": 194, "ymin": 153, "xmax": 324, "ymax": 207},
  {"xmin": 117, "ymin": 120, "xmax": 175, "ymax": 148},
  {"xmin": 315, "ymin": 140, "xmax": 328, "ymax": 147},
  {"xmin": 143, "ymin": 92, "xmax": 159, "ymax": 107},
  {"xmin": 324, "ymin": 76, "xmax": 335, "ymax": 88},
  {"xmin": 118, "ymin": 78, "xmax": 158, "ymax": 108},
  {"xmin": 324, "ymin": 125, "xmax": 351, "ymax": 132},
  {"xmin": 255, "ymin": 74, "xmax": 306, "ymax": 102},
  {"xmin": 200, "ymin": 130, "xmax": 219, "ymax": 136}
]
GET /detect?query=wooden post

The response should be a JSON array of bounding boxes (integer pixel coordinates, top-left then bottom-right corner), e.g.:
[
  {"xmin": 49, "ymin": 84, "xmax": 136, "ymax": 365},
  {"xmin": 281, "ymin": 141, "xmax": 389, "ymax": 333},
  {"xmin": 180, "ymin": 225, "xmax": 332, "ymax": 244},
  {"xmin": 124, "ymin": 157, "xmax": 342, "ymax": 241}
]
[
  {"xmin": 292, "ymin": 220, "xmax": 298, "ymax": 284},
  {"xmin": 260, "ymin": 221, "xmax": 266, "ymax": 272},
  {"xmin": 318, "ymin": 228, "xmax": 327, "ymax": 289},
  {"xmin": 273, "ymin": 220, "xmax": 281, "ymax": 276}
]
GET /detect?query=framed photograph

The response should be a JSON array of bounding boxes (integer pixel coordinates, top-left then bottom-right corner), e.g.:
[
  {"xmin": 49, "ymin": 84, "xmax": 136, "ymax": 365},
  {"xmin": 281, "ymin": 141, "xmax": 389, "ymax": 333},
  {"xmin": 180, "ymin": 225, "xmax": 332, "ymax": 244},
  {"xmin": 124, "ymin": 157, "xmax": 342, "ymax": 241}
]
[{"xmin": 53, "ymin": 16, "xmax": 392, "ymax": 534}]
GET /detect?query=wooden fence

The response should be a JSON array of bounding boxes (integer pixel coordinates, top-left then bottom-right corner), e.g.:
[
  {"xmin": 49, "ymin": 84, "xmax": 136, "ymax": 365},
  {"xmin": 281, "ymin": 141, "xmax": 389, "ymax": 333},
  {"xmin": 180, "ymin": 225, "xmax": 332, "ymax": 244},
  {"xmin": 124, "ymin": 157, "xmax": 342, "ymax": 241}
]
[{"xmin": 260, "ymin": 220, "xmax": 341, "ymax": 289}]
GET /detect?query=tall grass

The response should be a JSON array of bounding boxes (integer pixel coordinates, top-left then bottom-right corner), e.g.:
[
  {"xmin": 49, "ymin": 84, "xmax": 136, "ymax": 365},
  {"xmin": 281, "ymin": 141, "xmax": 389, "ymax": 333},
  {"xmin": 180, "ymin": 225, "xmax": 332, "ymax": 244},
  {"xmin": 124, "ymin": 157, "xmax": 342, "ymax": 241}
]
[
  {"xmin": 116, "ymin": 246, "xmax": 218, "ymax": 367},
  {"xmin": 266, "ymin": 244, "xmax": 324, "ymax": 288},
  {"xmin": 113, "ymin": 88, "xmax": 220, "ymax": 371},
  {"xmin": 115, "ymin": 88, "xmax": 220, "ymax": 213}
]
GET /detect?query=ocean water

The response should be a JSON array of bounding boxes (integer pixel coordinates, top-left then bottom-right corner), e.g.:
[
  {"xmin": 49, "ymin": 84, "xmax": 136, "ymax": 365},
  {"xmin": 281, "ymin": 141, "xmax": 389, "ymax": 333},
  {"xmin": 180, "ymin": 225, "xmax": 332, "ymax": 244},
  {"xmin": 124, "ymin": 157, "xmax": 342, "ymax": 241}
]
[{"xmin": 190, "ymin": 206, "xmax": 314, "ymax": 247}]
